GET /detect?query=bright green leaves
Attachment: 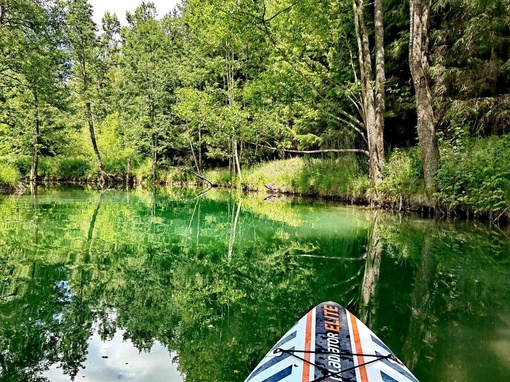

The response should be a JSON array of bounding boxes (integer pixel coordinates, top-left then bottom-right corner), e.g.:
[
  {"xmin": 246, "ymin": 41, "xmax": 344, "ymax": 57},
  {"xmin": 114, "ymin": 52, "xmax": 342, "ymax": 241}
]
[
  {"xmin": 0, "ymin": 0, "xmax": 69, "ymax": 179},
  {"xmin": 119, "ymin": 3, "xmax": 180, "ymax": 179}
]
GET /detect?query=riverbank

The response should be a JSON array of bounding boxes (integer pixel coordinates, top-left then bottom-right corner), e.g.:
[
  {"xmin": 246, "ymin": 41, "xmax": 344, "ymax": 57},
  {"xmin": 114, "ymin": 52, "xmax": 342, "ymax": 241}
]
[
  {"xmin": 200, "ymin": 155, "xmax": 508, "ymax": 224},
  {"xmin": 198, "ymin": 138, "xmax": 510, "ymax": 224},
  {"xmin": 1, "ymin": 137, "xmax": 509, "ymax": 224}
]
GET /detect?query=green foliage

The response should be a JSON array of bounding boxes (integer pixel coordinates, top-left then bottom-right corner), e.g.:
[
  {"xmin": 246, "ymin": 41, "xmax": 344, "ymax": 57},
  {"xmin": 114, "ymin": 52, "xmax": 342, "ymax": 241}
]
[
  {"xmin": 158, "ymin": 168, "xmax": 196, "ymax": 184},
  {"xmin": 436, "ymin": 135, "xmax": 510, "ymax": 214},
  {"xmin": 243, "ymin": 156, "xmax": 367, "ymax": 199},
  {"xmin": 132, "ymin": 157, "xmax": 154, "ymax": 182},
  {"xmin": 96, "ymin": 113, "xmax": 136, "ymax": 174},
  {"xmin": 37, "ymin": 157, "xmax": 92, "ymax": 179},
  {"xmin": 0, "ymin": 0, "xmax": 508, "ymax": 219},
  {"xmin": 55, "ymin": 158, "xmax": 92, "ymax": 179},
  {"xmin": 0, "ymin": 0, "xmax": 69, "ymax": 179},
  {"xmin": 378, "ymin": 148, "xmax": 425, "ymax": 206},
  {"xmin": 432, "ymin": 0, "xmax": 510, "ymax": 136},
  {"xmin": 204, "ymin": 168, "xmax": 236, "ymax": 186},
  {"xmin": 0, "ymin": 158, "xmax": 21, "ymax": 187},
  {"xmin": 13, "ymin": 156, "xmax": 32, "ymax": 177}
]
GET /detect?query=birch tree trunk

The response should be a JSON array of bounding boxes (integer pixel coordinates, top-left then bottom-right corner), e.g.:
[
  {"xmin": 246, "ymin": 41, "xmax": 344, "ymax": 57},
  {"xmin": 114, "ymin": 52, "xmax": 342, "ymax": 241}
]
[
  {"xmin": 353, "ymin": 0, "xmax": 385, "ymax": 189},
  {"xmin": 30, "ymin": 92, "xmax": 40, "ymax": 182},
  {"xmin": 225, "ymin": 40, "xmax": 242, "ymax": 183},
  {"xmin": 409, "ymin": 0, "xmax": 439, "ymax": 198}
]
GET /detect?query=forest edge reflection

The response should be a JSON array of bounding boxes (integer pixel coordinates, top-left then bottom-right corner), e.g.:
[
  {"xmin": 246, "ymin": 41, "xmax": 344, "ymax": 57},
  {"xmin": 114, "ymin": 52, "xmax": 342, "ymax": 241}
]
[{"xmin": 0, "ymin": 187, "xmax": 509, "ymax": 381}]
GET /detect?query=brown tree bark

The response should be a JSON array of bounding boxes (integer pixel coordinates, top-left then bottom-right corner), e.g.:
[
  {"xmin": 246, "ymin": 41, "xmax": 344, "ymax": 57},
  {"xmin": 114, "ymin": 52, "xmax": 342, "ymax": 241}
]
[
  {"xmin": 374, "ymin": 0, "xmax": 386, "ymax": 179},
  {"xmin": 353, "ymin": 0, "xmax": 385, "ymax": 189},
  {"xmin": 86, "ymin": 101, "xmax": 105, "ymax": 178},
  {"xmin": 409, "ymin": 0, "xmax": 439, "ymax": 198}
]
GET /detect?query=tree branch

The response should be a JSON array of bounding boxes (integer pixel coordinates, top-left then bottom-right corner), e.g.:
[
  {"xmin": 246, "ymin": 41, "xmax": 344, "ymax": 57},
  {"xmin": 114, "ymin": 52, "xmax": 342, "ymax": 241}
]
[
  {"xmin": 264, "ymin": 0, "xmax": 301, "ymax": 23},
  {"xmin": 183, "ymin": 169, "xmax": 216, "ymax": 188},
  {"xmin": 260, "ymin": 143, "xmax": 369, "ymax": 157},
  {"xmin": 222, "ymin": 5, "xmax": 365, "ymax": 131}
]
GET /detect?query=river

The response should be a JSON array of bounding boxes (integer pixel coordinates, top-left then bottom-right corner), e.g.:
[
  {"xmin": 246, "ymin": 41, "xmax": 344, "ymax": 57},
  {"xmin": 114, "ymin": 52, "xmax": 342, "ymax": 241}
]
[{"xmin": 0, "ymin": 186, "xmax": 509, "ymax": 381}]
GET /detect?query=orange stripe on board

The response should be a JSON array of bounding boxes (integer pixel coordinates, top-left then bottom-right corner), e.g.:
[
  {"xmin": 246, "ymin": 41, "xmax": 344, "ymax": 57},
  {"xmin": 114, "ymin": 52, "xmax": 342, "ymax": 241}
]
[
  {"xmin": 349, "ymin": 312, "xmax": 369, "ymax": 382},
  {"xmin": 302, "ymin": 310, "xmax": 313, "ymax": 382}
]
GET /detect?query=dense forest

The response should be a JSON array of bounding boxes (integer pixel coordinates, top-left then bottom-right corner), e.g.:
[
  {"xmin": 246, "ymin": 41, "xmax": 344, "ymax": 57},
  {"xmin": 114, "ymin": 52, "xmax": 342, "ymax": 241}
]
[{"xmin": 0, "ymin": 0, "xmax": 509, "ymax": 219}]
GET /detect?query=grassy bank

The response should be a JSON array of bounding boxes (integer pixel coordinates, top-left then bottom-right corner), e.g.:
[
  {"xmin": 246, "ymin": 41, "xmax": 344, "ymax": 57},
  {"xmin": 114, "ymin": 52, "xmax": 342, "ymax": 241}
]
[
  {"xmin": 205, "ymin": 156, "xmax": 371, "ymax": 203},
  {"xmin": 2, "ymin": 136, "xmax": 509, "ymax": 222},
  {"xmin": 204, "ymin": 136, "xmax": 510, "ymax": 221}
]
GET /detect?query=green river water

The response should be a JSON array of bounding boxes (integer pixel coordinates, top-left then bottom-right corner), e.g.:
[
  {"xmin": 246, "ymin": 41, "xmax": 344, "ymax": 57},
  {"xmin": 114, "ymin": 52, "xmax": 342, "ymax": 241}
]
[{"xmin": 0, "ymin": 187, "xmax": 509, "ymax": 382}]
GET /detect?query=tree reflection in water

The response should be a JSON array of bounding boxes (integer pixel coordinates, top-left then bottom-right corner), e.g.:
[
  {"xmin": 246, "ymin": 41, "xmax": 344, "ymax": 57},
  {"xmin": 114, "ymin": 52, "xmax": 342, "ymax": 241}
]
[{"xmin": 0, "ymin": 188, "xmax": 508, "ymax": 381}]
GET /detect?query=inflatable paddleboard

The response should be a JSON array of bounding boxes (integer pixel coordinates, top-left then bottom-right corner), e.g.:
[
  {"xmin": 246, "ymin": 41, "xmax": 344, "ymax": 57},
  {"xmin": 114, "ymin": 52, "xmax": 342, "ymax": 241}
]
[{"xmin": 245, "ymin": 302, "xmax": 418, "ymax": 382}]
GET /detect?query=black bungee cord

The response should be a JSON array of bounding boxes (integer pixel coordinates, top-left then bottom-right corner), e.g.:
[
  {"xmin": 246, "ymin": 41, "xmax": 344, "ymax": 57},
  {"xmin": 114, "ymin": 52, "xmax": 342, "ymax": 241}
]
[{"xmin": 274, "ymin": 347, "xmax": 400, "ymax": 382}]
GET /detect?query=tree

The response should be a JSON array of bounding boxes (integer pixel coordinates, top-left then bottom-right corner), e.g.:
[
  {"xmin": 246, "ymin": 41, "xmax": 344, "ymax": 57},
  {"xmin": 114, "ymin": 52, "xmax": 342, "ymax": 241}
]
[
  {"xmin": 65, "ymin": 0, "xmax": 106, "ymax": 179},
  {"xmin": 0, "ymin": 0, "xmax": 68, "ymax": 181},
  {"xmin": 353, "ymin": 0, "xmax": 386, "ymax": 188},
  {"xmin": 121, "ymin": 2, "xmax": 177, "ymax": 181},
  {"xmin": 431, "ymin": 0, "xmax": 510, "ymax": 137},
  {"xmin": 178, "ymin": 0, "xmax": 256, "ymax": 181},
  {"xmin": 409, "ymin": 0, "xmax": 439, "ymax": 197}
]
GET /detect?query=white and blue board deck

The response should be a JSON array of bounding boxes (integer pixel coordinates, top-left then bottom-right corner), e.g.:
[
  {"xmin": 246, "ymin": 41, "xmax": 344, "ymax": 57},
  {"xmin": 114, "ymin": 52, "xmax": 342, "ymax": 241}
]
[{"xmin": 245, "ymin": 302, "xmax": 418, "ymax": 382}]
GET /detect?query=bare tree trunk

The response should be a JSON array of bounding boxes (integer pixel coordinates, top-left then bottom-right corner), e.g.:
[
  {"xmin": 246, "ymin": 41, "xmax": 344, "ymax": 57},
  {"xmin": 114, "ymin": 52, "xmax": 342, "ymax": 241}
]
[
  {"xmin": 225, "ymin": 40, "xmax": 242, "ymax": 183},
  {"xmin": 149, "ymin": 99, "xmax": 157, "ymax": 182},
  {"xmin": 190, "ymin": 138, "xmax": 200, "ymax": 174},
  {"xmin": 86, "ymin": 101, "xmax": 105, "ymax": 178},
  {"xmin": 353, "ymin": 0, "xmax": 385, "ymax": 189},
  {"xmin": 151, "ymin": 130, "xmax": 157, "ymax": 181},
  {"xmin": 198, "ymin": 125, "xmax": 202, "ymax": 173},
  {"xmin": 126, "ymin": 157, "xmax": 132, "ymax": 188},
  {"xmin": 374, "ymin": 0, "xmax": 386, "ymax": 181},
  {"xmin": 233, "ymin": 137, "xmax": 242, "ymax": 183},
  {"xmin": 409, "ymin": 0, "xmax": 439, "ymax": 198},
  {"xmin": 31, "ymin": 111, "xmax": 40, "ymax": 182}
]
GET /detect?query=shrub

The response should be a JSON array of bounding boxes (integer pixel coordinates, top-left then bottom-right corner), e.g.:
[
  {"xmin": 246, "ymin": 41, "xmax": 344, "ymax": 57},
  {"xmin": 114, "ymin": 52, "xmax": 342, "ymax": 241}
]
[
  {"xmin": 0, "ymin": 159, "xmax": 21, "ymax": 187},
  {"xmin": 56, "ymin": 158, "xmax": 91, "ymax": 179},
  {"xmin": 133, "ymin": 158, "xmax": 154, "ymax": 182},
  {"xmin": 379, "ymin": 147, "xmax": 424, "ymax": 206},
  {"xmin": 37, "ymin": 156, "xmax": 92, "ymax": 179},
  {"xmin": 436, "ymin": 135, "xmax": 510, "ymax": 215},
  {"xmin": 13, "ymin": 156, "xmax": 32, "ymax": 177},
  {"xmin": 159, "ymin": 168, "xmax": 195, "ymax": 184},
  {"xmin": 204, "ymin": 168, "xmax": 235, "ymax": 186}
]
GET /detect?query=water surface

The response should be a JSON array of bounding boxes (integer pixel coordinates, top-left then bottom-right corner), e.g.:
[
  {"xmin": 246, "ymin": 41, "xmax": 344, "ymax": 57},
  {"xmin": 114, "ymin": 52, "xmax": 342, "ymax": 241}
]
[{"xmin": 0, "ymin": 187, "xmax": 509, "ymax": 381}]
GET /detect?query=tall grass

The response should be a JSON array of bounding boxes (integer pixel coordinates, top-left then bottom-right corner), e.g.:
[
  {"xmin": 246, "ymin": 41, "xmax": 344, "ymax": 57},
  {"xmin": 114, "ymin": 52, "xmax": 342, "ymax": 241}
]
[
  {"xmin": 205, "ymin": 156, "xmax": 370, "ymax": 201},
  {"xmin": 0, "ymin": 159, "xmax": 21, "ymax": 187},
  {"xmin": 378, "ymin": 147, "xmax": 426, "ymax": 207}
]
